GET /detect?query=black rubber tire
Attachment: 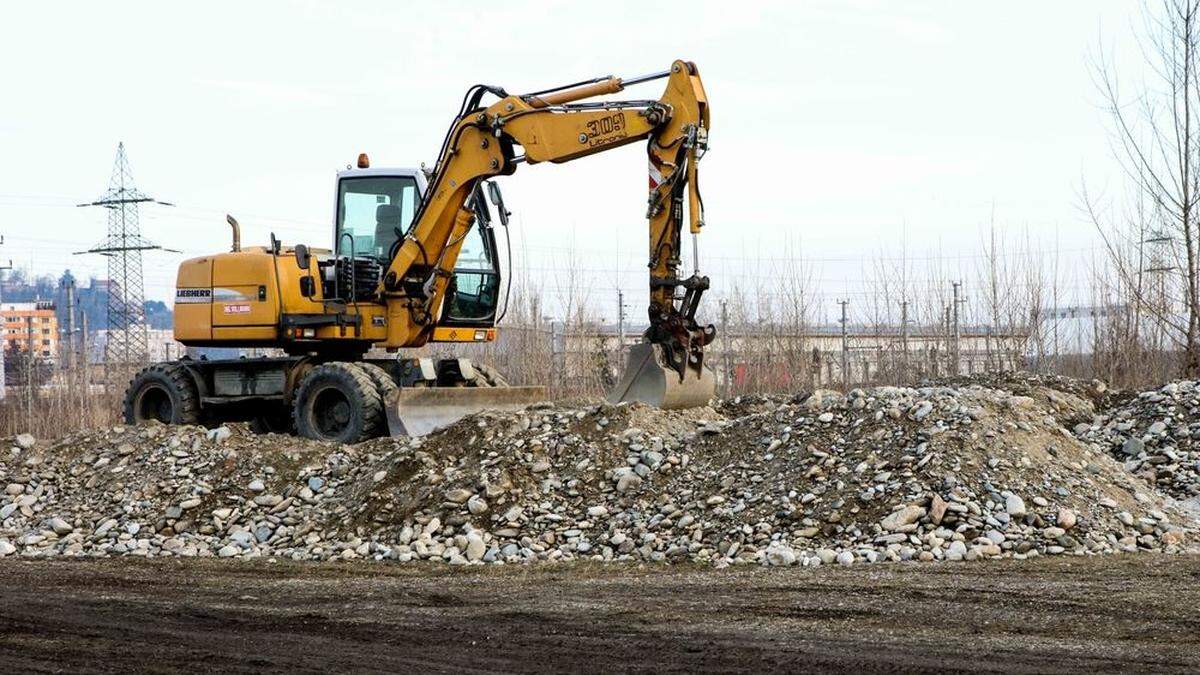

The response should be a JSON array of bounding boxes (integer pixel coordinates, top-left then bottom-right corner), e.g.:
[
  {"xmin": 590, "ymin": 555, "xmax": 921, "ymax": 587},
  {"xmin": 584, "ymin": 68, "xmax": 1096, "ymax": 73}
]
[
  {"xmin": 357, "ymin": 362, "xmax": 400, "ymax": 435},
  {"xmin": 292, "ymin": 362, "xmax": 382, "ymax": 443},
  {"xmin": 123, "ymin": 363, "xmax": 201, "ymax": 426}
]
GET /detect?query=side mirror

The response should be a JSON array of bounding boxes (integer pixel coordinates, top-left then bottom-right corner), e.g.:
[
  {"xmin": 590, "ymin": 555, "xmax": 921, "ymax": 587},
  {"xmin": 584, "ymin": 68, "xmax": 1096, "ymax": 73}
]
[
  {"xmin": 486, "ymin": 181, "xmax": 510, "ymax": 227},
  {"xmin": 299, "ymin": 276, "xmax": 316, "ymax": 298},
  {"xmin": 295, "ymin": 243, "xmax": 311, "ymax": 270}
]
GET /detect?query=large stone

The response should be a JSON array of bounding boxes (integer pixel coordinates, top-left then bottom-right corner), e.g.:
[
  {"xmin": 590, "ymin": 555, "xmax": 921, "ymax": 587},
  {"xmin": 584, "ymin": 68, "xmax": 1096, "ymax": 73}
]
[
  {"xmin": 928, "ymin": 494, "xmax": 948, "ymax": 525},
  {"xmin": 1005, "ymin": 494, "xmax": 1026, "ymax": 517},
  {"xmin": 467, "ymin": 494, "xmax": 489, "ymax": 515},
  {"xmin": 14, "ymin": 433, "xmax": 35, "ymax": 449},
  {"xmin": 765, "ymin": 544, "xmax": 797, "ymax": 566},
  {"xmin": 1057, "ymin": 508, "xmax": 1077, "ymax": 530},
  {"xmin": 465, "ymin": 532, "xmax": 486, "ymax": 562},
  {"xmin": 47, "ymin": 517, "xmax": 73, "ymax": 535},
  {"xmin": 881, "ymin": 505, "xmax": 926, "ymax": 531},
  {"xmin": 1121, "ymin": 437, "xmax": 1145, "ymax": 456}
]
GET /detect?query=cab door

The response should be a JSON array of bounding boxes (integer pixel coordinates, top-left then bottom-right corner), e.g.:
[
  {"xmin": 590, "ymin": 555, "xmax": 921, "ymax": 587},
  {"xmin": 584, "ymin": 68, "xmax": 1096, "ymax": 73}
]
[{"xmin": 439, "ymin": 188, "xmax": 501, "ymax": 327}]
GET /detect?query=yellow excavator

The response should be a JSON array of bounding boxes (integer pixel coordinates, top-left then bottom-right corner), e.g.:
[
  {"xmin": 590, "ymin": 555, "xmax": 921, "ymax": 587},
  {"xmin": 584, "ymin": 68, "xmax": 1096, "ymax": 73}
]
[{"xmin": 123, "ymin": 60, "xmax": 716, "ymax": 443}]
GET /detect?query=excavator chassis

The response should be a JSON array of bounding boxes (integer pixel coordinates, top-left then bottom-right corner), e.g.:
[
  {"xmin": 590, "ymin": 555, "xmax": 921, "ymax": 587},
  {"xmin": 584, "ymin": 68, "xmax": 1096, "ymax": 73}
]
[{"xmin": 123, "ymin": 356, "xmax": 545, "ymax": 443}]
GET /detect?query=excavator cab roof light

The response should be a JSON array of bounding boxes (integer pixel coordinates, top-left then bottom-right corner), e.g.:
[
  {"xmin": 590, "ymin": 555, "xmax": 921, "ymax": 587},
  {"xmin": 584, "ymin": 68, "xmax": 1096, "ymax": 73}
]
[{"xmin": 357, "ymin": 153, "xmax": 370, "ymax": 169}]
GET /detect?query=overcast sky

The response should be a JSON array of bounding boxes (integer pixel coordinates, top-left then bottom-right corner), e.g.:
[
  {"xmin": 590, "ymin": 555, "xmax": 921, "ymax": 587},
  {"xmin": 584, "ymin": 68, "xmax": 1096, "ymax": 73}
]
[{"xmin": 0, "ymin": 1, "xmax": 1146, "ymax": 325}]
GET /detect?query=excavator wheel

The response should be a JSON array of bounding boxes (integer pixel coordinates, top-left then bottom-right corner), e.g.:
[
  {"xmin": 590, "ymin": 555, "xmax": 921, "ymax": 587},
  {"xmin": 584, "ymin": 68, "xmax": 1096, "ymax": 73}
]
[
  {"xmin": 357, "ymin": 362, "xmax": 400, "ymax": 437},
  {"xmin": 292, "ymin": 362, "xmax": 382, "ymax": 444},
  {"xmin": 123, "ymin": 363, "xmax": 201, "ymax": 426}
]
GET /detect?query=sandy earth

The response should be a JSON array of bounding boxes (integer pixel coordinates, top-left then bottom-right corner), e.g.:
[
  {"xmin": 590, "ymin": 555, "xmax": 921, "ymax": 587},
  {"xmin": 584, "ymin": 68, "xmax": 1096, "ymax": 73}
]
[{"xmin": 2, "ymin": 555, "xmax": 1199, "ymax": 673}]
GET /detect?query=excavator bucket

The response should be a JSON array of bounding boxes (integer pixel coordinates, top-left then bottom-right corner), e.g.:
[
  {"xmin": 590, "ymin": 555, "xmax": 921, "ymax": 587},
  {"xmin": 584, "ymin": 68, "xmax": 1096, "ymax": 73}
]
[
  {"xmin": 607, "ymin": 343, "xmax": 716, "ymax": 409},
  {"xmin": 384, "ymin": 385, "xmax": 547, "ymax": 437}
]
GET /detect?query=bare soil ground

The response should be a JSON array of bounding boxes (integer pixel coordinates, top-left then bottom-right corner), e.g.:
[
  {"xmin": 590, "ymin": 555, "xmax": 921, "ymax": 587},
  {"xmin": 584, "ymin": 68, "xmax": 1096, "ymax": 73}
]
[{"xmin": 2, "ymin": 555, "xmax": 1200, "ymax": 673}]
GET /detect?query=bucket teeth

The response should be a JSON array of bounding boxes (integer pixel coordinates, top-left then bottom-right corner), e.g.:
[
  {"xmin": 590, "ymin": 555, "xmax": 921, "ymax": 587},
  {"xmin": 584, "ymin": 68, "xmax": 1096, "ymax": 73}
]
[{"xmin": 607, "ymin": 343, "xmax": 715, "ymax": 409}]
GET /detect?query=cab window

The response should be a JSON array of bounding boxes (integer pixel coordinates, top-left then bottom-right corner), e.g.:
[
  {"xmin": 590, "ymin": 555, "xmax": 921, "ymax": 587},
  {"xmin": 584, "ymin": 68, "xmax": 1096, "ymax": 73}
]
[{"xmin": 336, "ymin": 176, "xmax": 418, "ymax": 260}]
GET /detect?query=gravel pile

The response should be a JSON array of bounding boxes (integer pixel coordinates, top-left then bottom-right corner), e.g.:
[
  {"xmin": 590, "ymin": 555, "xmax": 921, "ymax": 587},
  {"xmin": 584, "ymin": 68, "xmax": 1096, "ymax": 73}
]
[
  {"xmin": 0, "ymin": 380, "xmax": 1196, "ymax": 567},
  {"xmin": 1072, "ymin": 380, "xmax": 1200, "ymax": 504}
]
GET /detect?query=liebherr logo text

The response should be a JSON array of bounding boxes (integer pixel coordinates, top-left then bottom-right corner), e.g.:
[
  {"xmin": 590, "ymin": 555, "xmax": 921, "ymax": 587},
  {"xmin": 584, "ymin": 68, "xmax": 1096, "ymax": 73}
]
[
  {"xmin": 175, "ymin": 288, "xmax": 212, "ymax": 304},
  {"xmin": 586, "ymin": 111, "xmax": 627, "ymax": 148}
]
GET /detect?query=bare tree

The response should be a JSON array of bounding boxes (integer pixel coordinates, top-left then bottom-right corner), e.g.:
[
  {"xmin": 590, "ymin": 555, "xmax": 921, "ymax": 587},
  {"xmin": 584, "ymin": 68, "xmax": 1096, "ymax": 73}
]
[{"xmin": 1090, "ymin": 0, "xmax": 1200, "ymax": 375}]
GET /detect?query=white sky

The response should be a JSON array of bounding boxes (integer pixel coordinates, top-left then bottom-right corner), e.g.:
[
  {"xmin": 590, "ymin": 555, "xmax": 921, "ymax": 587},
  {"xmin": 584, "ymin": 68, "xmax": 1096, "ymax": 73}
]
[{"xmin": 0, "ymin": 1, "xmax": 1147, "ymax": 326}]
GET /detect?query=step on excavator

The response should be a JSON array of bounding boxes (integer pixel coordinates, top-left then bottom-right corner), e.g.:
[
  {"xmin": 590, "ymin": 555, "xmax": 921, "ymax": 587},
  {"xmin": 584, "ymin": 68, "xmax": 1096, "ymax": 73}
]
[{"xmin": 123, "ymin": 60, "xmax": 716, "ymax": 443}]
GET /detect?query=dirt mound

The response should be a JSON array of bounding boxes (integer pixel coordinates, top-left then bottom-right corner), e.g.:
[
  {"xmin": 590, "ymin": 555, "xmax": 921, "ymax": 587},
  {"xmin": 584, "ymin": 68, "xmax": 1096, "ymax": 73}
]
[
  {"xmin": 2, "ymin": 377, "xmax": 1193, "ymax": 567},
  {"xmin": 1072, "ymin": 380, "xmax": 1200, "ymax": 504}
]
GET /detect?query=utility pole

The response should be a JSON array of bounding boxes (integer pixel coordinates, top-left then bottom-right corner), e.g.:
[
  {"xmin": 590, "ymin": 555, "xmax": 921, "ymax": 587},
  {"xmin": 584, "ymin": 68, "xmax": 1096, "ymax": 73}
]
[
  {"xmin": 952, "ymin": 281, "xmax": 965, "ymax": 375},
  {"xmin": 0, "ymin": 241, "xmax": 11, "ymax": 401},
  {"xmin": 899, "ymin": 299, "xmax": 910, "ymax": 384},
  {"xmin": 616, "ymin": 289, "xmax": 626, "ymax": 362},
  {"xmin": 23, "ymin": 315, "xmax": 34, "ymax": 423},
  {"xmin": 80, "ymin": 311, "xmax": 90, "ymax": 406},
  {"xmin": 838, "ymin": 299, "xmax": 850, "ymax": 390},
  {"xmin": 720, "ymin": 298, "xmax": 731, "ymax": 397},
  {"xmin": 63, "ymin": 278, "xmax": 76, "ymax": 372}
]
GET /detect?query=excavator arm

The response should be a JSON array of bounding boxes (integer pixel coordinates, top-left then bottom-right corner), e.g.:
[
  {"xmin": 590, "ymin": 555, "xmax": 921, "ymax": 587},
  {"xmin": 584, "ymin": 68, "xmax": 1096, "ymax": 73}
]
[{"xmin": 380, "ymin": 60, "xmax": 715, "ymax": 400}]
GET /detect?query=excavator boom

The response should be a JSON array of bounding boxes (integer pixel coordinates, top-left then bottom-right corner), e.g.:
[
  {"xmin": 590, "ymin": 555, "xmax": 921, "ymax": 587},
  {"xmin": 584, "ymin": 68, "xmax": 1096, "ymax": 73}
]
[{"xmin": 381, "ymin": 60, "xmax": 716, "ymax": 412}]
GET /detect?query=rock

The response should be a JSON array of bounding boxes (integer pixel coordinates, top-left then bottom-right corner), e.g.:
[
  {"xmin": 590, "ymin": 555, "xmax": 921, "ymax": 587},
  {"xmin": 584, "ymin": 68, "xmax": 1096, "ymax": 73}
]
[
  {"xmin": 465, "ymin": 532, "xmax": 486, "ymax": 562},
  {"xmin": 445, "ymin": 488, "xmax": 473, "ymax": 504},
  {"xmin": 946, "ymin": 540, "xmax": 968, "ymax": 561},
  {"xmin": 14, "ymin": 433, "xmax": 35, "ymax": 449},
  {"xmin": 928, "ymin": 493, "xmax": 948, "ymax": 525},
  {"xmin": 836, "ymin": 551, "xmax": 855, "ymax": 566},
  {"xmin": 206, "ymin": 426, "xmax": 232, "ymax": 443},
  {"xmin": 1057, "ymin": 508, "xmax": 1077, "ymax": 530},
  {"xmin": 373, "ymin": 470, "xmax": 387, "ymax": 483},
  {"xmin": 587, "ymin": 505, "xmax": 609, "ymax": 518},
  {"xmin": 817, "ymin": 412, "xmax": 835, "ymax": 423},
  {"xmin": 253, "ymin": 494, "xmax": 283, "ymax": 507},
  {"xmin": 616, "ymin": 473, "xmax": 643, "ymax": 493},
  {"xmin": 47, "ymin": 517, "xmax": 73, "ymax": 535},
  {"xmin": 467, "ymin": 494, "xmax": 489, "ymax": 515},
  {"xmin": 0, "ymin": 539, "xmax": 14, "ymax": 556},
  {"xmin": 4, "ymin": 483, "xmax": 23, "ymax": 496},
  {"xmin": 218, "ymin": 545, "xmax": 239, "ymax": 558},
  {"xmin": 881, "ymin": 505, "xmax": 926, "ymax": 531},
  {"xmin": 248, "ymin": 479, "xmax": 265, "ymax": 492},
  {"xmin": 1122, "ymin": 437, "xmax": 1145, "ymax": 456},
  {"xmin": 766, "ymin": 543, "xmax": 797, "ymax": 566},
  {"xmin": 1005, "ymin": 494, "xmax": 1026, "ymax": 517}
]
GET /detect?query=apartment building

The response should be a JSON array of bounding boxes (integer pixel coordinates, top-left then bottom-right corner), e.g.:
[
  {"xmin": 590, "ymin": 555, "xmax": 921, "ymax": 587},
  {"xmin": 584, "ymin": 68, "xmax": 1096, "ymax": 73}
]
[{"xmin": 1, "ymin": 301, "xmax": 58, "ymax": 361}]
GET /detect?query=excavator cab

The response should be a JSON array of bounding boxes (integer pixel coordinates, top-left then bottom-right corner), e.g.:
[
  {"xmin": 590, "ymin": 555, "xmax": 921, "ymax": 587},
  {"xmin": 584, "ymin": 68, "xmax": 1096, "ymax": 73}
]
[{"xmin": 334, "ymin": 169, "xmax": 421, "ymax": 262}]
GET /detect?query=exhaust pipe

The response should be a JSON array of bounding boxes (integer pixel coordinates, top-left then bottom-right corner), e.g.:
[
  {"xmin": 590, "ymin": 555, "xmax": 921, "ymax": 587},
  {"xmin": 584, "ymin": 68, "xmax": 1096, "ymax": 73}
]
[{"xmin": 226, "ymin": 214, "xmax": 241, "ymax": 252}]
